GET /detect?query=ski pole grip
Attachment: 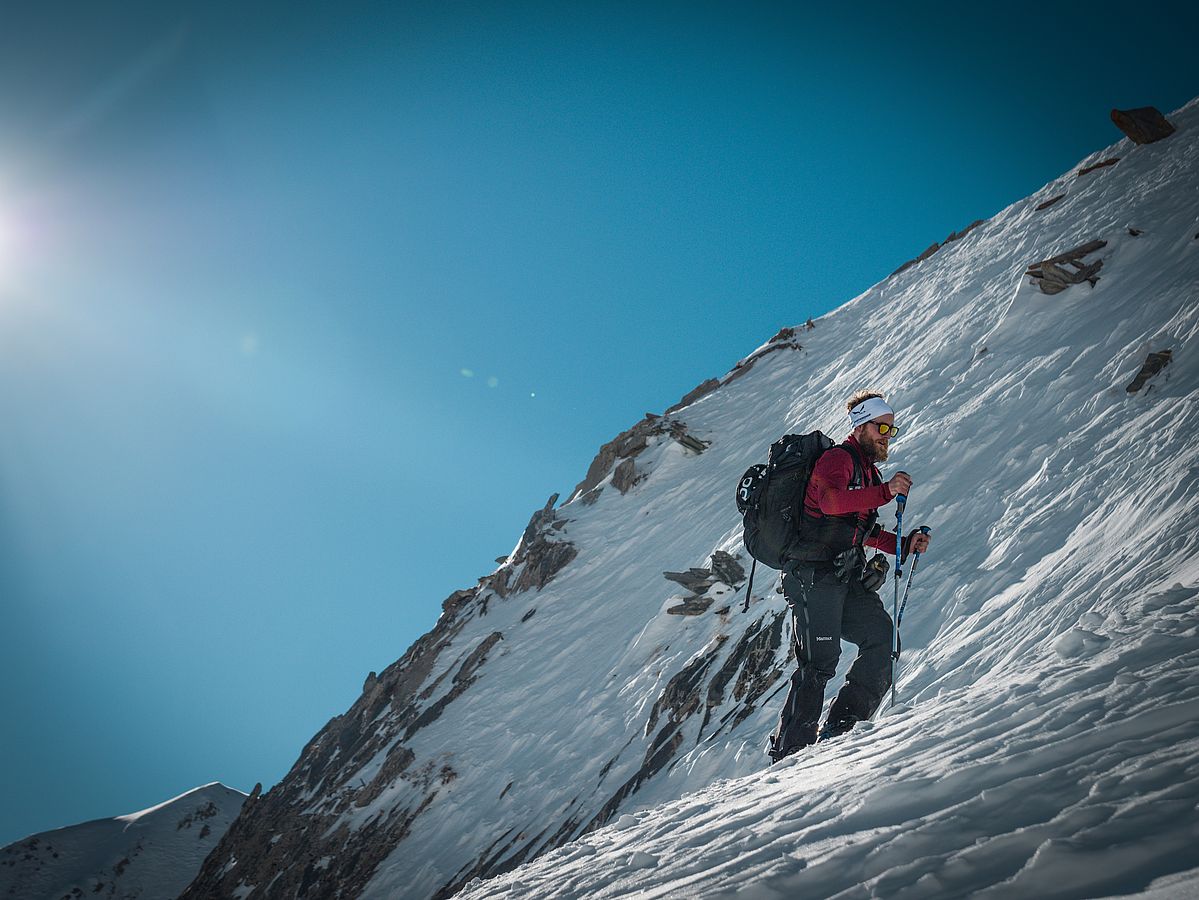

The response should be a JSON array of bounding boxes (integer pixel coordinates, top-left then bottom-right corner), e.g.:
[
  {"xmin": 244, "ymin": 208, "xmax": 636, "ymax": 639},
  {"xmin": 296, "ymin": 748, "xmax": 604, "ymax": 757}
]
[
  {"xmin": 895, "ymin": 494, "xmax": 907, "ymax": 509},
  {"xmin": 910, "ymin": 525, "xmax": 931, "ymax": 563}
]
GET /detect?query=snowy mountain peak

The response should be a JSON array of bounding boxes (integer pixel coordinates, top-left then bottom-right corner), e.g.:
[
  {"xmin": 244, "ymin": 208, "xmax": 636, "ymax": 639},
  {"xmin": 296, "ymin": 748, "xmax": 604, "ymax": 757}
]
[
  {"xmin": 113, "ymin": 782, "xmax": 237, "ymax": 827},
  {"xmin": 1, "ymin": 783, "xmax": 245, "ymax": 899},
  {"xmin": 186, "ymin": 96, "xmax": 1199, "ymax": 899}
]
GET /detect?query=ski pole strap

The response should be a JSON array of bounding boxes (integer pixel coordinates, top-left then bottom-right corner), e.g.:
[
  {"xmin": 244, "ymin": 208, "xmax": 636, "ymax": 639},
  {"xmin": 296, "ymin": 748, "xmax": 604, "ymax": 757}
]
[{"xmin": 742, "ymin": 558, "xmax": 757, "ymax": 613}]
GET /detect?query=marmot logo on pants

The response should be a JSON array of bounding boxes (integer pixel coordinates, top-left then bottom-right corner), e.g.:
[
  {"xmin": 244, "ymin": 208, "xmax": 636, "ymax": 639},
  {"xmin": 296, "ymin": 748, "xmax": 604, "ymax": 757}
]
[{"xmin": 815, "ymin": 635, "xmax": 833, "ymax": 641}]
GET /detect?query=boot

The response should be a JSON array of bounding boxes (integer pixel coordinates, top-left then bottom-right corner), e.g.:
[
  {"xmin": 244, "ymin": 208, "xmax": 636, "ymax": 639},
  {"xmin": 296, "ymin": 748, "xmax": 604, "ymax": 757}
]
[
  {"xmin": 817, "ymin": 715, "xmax": 857, "ymax": 743},
  {"xmin": 768, "ymin": 721, "xmax": 818, "ymax": 762},
  {"xmin": 769, "ymin": 667, "xmax": 827, "ymax": 761},
  {"xmin": 819, "ymin": 681, "xmax": 874, "ymax": 742}
]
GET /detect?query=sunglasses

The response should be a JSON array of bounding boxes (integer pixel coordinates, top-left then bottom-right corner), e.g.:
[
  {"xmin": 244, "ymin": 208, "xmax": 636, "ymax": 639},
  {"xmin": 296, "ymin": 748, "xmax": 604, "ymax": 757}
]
[{"xmin": 872, "ymin": 421, "xmax": 900, "ymax": 437}]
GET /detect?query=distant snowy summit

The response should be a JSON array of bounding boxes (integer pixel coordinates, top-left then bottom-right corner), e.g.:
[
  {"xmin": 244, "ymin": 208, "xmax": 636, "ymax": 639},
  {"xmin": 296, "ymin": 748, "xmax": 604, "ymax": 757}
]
[{"xmin": 0, "ymin": 783, "xmax": 245, "ymax": 900}]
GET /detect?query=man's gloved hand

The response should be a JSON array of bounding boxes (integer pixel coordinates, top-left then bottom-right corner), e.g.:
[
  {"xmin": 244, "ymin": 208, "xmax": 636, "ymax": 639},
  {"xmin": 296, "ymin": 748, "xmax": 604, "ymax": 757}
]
[
  {"xmin": 900, "ymin": 528, "xmax": 931, "ymax": 563},
  {"xmin": 861, "ymin": 554, "xmax": 889, "ymax": 591},
  {"xmin": 908, "ymin": 529, "xmax": 931, "ymax": 555}
]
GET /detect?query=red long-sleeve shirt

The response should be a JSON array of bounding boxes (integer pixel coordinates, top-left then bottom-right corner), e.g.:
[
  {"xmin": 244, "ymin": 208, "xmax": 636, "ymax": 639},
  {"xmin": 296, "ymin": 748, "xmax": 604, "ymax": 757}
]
[{"xmin": 804, "ymin": 435, "xmax": 899, "ymax": 554}]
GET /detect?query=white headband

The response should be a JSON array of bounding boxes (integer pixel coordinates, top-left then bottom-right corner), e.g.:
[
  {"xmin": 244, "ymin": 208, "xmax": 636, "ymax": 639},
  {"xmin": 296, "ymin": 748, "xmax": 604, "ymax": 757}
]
[{"xmin": 848, "ymin": 397, "xmax": 893, "ymax": 428}]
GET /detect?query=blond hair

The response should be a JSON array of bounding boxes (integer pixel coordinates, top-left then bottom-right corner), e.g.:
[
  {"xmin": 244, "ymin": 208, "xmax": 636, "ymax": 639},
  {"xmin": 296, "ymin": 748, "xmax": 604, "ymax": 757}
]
[{"xmin": 846, "ymin": 390, "xmax": 885, "ymax": 413}]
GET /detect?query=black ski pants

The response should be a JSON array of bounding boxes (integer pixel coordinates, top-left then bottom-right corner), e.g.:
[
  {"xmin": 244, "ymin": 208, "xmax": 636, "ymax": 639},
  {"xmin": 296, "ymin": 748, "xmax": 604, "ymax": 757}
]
[{"xmin": 772, "ymin": 565, "xmax": 894, "ymax": 756}]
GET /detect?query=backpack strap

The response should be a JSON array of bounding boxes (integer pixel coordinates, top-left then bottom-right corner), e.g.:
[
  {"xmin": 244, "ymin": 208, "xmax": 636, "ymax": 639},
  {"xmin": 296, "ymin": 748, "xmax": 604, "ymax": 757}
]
[
  {"xmin": 742, "ymin": 558, "xmax": 756, "ymax": 613},
  {"xmin": 835, "ymin": 441, "xmax": 870, "ymax": 490},
  {"xmin": 836, "ymin": 441, "xmax": 882, "ymax": 549}
]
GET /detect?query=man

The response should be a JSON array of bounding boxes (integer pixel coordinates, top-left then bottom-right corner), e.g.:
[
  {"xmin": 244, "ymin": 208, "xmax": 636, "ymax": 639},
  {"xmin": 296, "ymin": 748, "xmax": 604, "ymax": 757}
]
[{"xmin": 768, "ymin": 391, "xmax": 932, "ymax": 761}]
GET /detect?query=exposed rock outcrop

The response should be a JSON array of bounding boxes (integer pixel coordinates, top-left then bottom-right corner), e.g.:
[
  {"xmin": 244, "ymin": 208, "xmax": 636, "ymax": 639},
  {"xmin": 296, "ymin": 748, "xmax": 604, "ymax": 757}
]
[
  {"xmin": 658, "ymin": 327, "xmax": 821, "ymax": 420},
  {"xmin": 666, "ymin": 596, "xmax": 719, "ymax": 616},
  {"xmin": 665, "ymin": 378, "xmax": 721, "ymax": 415},
  {"xmin": 568, "ymin": 417, "xmax": 708, "ymax": 502},
  {"xmin": 1126, "ymin": 350, "xmax": 1173, "ymax": 393},
  {"xmin": 1035, "ymin": 194, "xmax": 1066, "ymax": 212},
  {"xmin": 1111, "ymin": 106, "xmax": 1176, "ymax": 145},
  {"xmin": 664, "ymin": 552, "xmax": 746, "ymax": 616},
  {"xmin": 722, "ymin": 328, "xmax": 803, "ymax": 386},
  {"xmin": 487, "ymin": 495, "xmax": 577, "ymax": 597},
  {"xmin": 1025, "ymin": 239, "xmax": 1107, "ymax": 294},
  {"xmin": 944, "ymin": 221, "xmax": 986, "ymax": 243},
  {"xmin": 709, "ymin": 552, "xmax": 746, "ymax": 587},
  {"xmin": 648, "ymin": 327, "xmax": 817, "ymax": 427},
  {"xmin": 669, "ymin": 421, "xmax": 710, "ymax": 454},
  {"xmin": 403, "ymin": 632, "xmax": 504, "ymax": 740},
  {"xmin": 1078, "ymin": 157, "xmax": 1120, "ymax": 177},
  {"xmin": 442, "ymin": 588, "xmax": 477, "ymax": 617},
  {"xmin": 585, "ymin": 611, "xmax": 787, "ymax": 829},
  {"xmin": 890, "ymin": 219, "xmax": 986, "ymax": 277},
  {"xmin": 569, "ymin": 415, "xmax": 664, "ymax": 501},
  {"xmin": 664, "ymin": 568, "xmax": 717, "ymax": 592},
  {"xmin": 702, "ymin": 612, "xmax": 789, "ymax": 735},
  {"xmin": 612, "ymin": 458, "xmax": 640, "ymax": 494}
]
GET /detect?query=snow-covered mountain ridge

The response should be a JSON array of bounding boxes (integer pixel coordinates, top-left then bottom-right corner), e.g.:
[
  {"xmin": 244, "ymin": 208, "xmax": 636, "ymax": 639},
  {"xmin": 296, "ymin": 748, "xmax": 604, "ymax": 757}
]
[
  {"xmin": 186, "ymin": 98, "xmax": 1199, "ymax": 899},
  {"xmin": 0, "ymin": 783, "xmax": 245, "ymax": 900}
]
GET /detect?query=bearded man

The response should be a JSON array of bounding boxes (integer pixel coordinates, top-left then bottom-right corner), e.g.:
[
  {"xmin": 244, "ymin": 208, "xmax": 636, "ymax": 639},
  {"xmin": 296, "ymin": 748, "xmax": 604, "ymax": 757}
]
[{"xmin": 768, "ymin": 391, "xmax": 932, "ymax": 761}]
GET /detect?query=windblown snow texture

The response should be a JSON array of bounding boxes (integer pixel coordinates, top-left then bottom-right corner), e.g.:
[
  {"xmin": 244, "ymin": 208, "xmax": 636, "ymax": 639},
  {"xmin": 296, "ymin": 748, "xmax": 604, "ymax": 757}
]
[
  {"xmin": 189, "ymin": 97, "xmax": 1199, "ymax": 900},
  {"xmin": 0, "ymin": 783, "xmax": 244, "ymax": 900}
]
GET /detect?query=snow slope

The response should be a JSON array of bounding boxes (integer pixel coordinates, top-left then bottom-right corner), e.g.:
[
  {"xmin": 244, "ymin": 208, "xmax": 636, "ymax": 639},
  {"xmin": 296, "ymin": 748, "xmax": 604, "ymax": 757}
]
[
  {"xmin": 187, "ymin": 97, "xmax": 1199, "ymax": 899},
  {"xmin": 451, "ymin": 101, "xmax": 1199, "ymax": 898},
  {"xmin": 0, "ymin": 783, "xmax": 245, "ymax": 899}
]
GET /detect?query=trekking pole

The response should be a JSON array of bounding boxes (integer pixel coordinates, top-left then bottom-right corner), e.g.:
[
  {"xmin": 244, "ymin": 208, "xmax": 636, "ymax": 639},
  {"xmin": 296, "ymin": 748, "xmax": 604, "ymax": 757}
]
[
  {"xmin": 891, "ymin": 525, "xmax": 930, "ymax": 710},
  {"xmin": 890, "ymin": 493, "xmax": 906, "ymax": 708},
  {"xmin": 896, "ymin": 526, "xmax": 932, "ymax": 630}
]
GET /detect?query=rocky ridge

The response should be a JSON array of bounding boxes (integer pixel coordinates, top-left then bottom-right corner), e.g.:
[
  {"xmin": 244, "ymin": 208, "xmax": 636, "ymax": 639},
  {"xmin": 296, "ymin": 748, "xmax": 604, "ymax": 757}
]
[{"xmin": 182, "ymin": 336, "xmax": 795, "ymax": 900}]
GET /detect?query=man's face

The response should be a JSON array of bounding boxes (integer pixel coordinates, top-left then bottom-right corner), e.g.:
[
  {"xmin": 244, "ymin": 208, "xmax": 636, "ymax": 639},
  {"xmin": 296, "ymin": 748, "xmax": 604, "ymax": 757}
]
[{"xmin": 858, "ymin": 414, "xmax": 895, "ymax": 462}]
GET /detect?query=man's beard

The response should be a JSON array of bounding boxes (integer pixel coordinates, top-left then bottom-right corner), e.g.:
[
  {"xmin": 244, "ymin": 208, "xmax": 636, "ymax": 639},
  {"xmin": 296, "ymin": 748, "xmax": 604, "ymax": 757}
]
[{"xmin": 862, "ymin": 433, "xmax": 889, "ymax": 462}]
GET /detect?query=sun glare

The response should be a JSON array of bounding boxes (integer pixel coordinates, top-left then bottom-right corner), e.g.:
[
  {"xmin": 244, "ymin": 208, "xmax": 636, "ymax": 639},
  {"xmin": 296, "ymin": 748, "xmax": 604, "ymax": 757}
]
[
  {"xmin": 0, "ymin": 209, "xmax": 10, "ymax": 274},
  {"xmin": 0, "ymin": 193, "xmax": 19, "ymax": 285},
  {"xmin": 0, "ymin": 196, "xmax": 29, "ymax": 294}
]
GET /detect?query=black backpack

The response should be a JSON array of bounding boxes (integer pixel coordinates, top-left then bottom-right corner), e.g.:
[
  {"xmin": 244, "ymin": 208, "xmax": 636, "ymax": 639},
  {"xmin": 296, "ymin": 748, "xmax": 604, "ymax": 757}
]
[{"xmin": 735, "ymin": 431, "xmax": 840, "ymax": 611}]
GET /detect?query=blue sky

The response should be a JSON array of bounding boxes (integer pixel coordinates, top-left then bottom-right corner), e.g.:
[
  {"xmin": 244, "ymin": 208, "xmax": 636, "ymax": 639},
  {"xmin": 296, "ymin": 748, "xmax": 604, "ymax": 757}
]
[{"xmin": 0, "ymin": 1, "xmax": 1194, "ymax": 845}]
